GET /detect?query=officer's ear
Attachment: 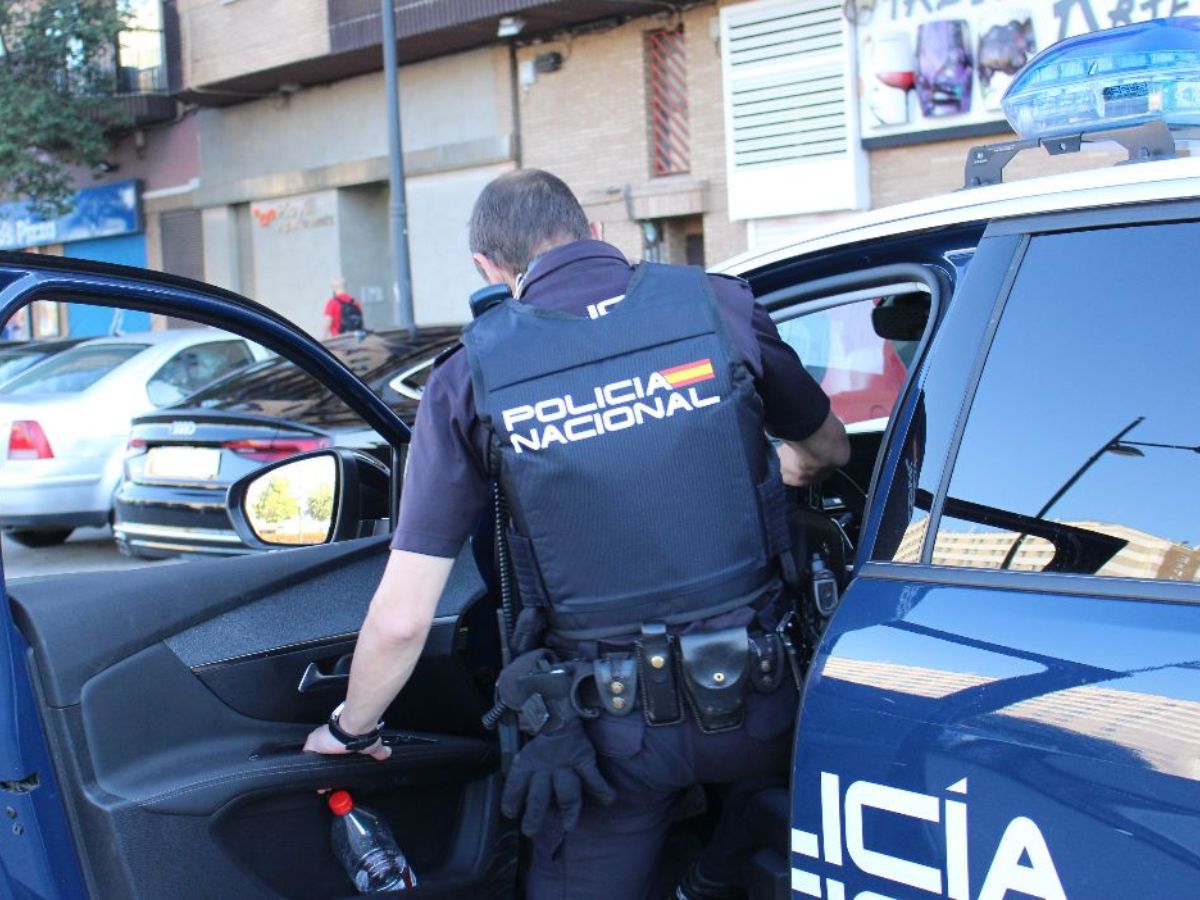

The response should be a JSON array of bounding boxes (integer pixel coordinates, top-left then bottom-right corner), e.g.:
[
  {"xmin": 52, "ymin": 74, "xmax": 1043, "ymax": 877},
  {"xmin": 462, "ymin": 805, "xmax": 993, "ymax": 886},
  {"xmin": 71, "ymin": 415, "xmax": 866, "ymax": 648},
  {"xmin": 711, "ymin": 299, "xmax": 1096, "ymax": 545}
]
[
  {"xmin": 473, "ymin": 253, "xmax": 514, "ymax": 289},
  {"xmin": 589, "ymin": 221, "xmax": 604, "ymax": 241}
]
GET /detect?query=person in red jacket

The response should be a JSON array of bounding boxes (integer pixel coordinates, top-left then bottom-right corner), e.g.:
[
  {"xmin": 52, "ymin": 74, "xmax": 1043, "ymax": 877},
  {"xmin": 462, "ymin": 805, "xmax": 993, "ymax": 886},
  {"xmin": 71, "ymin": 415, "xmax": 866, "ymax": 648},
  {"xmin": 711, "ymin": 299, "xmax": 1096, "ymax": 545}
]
[{"xmin": 323, "ymin": 277, "xmax": 364, "ymax": 337}]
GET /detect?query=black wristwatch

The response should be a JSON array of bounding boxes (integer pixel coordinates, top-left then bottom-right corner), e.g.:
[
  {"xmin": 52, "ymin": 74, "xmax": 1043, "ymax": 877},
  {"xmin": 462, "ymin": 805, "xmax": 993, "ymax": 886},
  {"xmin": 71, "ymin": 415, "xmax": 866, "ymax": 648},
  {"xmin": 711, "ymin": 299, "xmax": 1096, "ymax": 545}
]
[{"xmin": 327, "ymin": 702, "xmax": 385, "ymax": 752}]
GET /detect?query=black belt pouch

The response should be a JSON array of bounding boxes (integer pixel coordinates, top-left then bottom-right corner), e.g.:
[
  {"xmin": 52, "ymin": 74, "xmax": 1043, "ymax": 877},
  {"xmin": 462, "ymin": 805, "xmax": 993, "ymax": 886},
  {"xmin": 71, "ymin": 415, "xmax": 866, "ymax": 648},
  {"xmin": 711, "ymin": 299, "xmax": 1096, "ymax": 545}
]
[
  {"xmin": 637, "ymin": 624, "xmax": 683, "ymax": 725},
  {"xmin": 678, "ymin": 627, "xmax": 750, "ymax": 734},
  {"xmin": 594, "ymin": 654, "xmax": 638, "ymax": 716}
]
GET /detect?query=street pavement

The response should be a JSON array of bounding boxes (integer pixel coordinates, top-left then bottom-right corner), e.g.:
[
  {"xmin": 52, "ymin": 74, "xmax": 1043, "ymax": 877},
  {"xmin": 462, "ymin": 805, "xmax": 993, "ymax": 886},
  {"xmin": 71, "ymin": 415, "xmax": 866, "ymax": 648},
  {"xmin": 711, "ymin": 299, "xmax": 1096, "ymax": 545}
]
[{"xmin": 2, "ymin": 527, "xmax": 181, "ymax": 581}]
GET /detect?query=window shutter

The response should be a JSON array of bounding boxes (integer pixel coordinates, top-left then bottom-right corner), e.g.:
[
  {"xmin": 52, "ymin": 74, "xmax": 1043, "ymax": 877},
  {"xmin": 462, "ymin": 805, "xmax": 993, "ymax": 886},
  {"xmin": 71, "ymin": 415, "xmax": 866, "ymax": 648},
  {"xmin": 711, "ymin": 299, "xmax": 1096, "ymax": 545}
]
[{"xmin": 721, "ymin": 0, "xmax": 868, "ymax": 220}]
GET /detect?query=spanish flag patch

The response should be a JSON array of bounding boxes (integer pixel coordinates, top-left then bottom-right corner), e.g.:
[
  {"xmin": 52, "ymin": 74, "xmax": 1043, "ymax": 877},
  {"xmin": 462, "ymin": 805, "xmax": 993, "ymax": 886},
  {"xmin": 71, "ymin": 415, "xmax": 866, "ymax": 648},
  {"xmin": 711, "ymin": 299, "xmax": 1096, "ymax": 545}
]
[{"xmin": 659, "ymin": 358, "xmax": 716, "ymax": 388}]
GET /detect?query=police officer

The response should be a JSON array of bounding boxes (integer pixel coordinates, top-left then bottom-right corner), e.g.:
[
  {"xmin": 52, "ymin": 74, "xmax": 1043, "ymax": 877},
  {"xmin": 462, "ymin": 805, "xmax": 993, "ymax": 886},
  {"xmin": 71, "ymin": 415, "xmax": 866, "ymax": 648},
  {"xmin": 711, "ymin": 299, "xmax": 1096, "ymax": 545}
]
[{"xmin": 305, "ymin": 170, "xmax": 850, "ymax": 898}]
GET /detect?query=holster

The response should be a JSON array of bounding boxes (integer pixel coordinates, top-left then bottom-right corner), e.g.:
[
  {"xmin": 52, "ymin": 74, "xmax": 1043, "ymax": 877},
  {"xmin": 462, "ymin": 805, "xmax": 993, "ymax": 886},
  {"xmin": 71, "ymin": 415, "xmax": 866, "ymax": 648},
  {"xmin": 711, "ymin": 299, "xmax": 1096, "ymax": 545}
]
[
  {"xmin": 637, "ymin": 623, "xmax": 682, "ymax": 725},
  {"xmin": 593, "ymin": 654, "xmax": 638, "ymax": 716},
  {"xmin": 678, "ymin": 627, "xmax": 750, "ymax": 734},
  {"xmin": 496, "ymin": 652, "xmax": 598, "ymax": 736}
]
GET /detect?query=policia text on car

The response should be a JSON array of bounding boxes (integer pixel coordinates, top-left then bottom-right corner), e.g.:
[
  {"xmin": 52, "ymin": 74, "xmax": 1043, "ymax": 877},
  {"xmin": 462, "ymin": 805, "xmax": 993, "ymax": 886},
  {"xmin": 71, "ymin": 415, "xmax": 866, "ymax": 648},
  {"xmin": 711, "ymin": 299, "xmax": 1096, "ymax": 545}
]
[{"xmin": 304, "ymin": 170, "xmax": 850, "ymax": 899}]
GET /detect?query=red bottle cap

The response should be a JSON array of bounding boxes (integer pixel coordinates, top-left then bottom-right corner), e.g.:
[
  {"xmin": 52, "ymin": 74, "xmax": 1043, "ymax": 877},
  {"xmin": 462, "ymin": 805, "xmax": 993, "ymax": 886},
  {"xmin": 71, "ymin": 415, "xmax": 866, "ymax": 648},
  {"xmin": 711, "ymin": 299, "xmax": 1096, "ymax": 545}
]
[{"xmin": 328, "ymin": 791, "xmax": 354, "ymax": 816}]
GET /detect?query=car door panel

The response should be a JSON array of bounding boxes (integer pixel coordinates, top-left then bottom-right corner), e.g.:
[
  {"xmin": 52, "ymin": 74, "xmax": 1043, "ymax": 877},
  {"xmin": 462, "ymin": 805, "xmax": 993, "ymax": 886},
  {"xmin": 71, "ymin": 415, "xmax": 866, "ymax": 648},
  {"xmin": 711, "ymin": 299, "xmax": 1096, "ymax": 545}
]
[
  {"xmin": 72, "ymin": 638, "xmax": 491, "ymax": 816},
  {"xmin": 10, "ymin": 537, "xmax": 508, "ymax": 898},
  {"xmin": 176, "ymin": 541, "xmax": 497, "ymax": 733},
  {"xmin": 792, "ymin": 574, "xmax": 1200, "ymax": 898},
  {"xmin": 12, "ymin": 537, "xmax": 390, "ymax": 709}
]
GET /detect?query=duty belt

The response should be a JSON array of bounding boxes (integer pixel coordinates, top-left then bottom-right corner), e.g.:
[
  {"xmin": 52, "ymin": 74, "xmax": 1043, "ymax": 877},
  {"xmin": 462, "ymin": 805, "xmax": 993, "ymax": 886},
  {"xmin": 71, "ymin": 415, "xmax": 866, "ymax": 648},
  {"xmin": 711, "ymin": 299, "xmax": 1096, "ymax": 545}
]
[{"xmin": 588, "ymin": 624, "xmax": 793, "ymax": 734}]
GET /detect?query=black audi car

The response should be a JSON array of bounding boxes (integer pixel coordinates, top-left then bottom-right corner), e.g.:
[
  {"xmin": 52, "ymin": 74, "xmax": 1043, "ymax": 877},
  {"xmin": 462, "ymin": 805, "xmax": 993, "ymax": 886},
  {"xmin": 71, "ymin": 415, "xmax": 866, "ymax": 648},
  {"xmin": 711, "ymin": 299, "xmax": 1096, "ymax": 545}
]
[{"xmin": 113, "ymin": 327, "xmax": 459, "ymax": 558}]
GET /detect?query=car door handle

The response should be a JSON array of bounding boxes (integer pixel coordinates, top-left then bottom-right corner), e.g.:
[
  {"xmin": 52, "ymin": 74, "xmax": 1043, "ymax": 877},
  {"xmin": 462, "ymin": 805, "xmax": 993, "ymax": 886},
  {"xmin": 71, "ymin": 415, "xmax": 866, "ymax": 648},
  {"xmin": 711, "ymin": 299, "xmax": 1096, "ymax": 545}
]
[{"xmin": 297, "ymin": 656, "xmax": 352, "ymax": 693}]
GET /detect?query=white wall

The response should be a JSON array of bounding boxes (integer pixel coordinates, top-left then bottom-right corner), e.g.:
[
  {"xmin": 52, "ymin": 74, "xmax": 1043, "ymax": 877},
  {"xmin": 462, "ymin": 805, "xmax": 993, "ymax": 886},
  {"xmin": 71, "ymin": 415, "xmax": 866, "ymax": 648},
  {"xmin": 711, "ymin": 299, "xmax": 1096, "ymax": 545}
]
[
  {"xmin": 406, "ymin": 163, "xmax": 515, "ymax": 325},
  {"xmin": 247, "ymin": 190, "xmax": 341, "ymax": 336},
  {"xmin": 337, "ymin": 185, "xmax": 391, "ymax": 329}
]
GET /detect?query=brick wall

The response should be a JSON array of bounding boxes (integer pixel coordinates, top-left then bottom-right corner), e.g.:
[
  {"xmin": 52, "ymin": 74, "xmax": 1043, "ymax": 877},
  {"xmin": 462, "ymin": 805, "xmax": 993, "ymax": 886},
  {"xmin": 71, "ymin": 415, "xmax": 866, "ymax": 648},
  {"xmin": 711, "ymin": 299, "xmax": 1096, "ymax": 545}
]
[
  {"xmin": 516, "ymin": 2, "xmax": 751, "ymax": 267},
  {"xmin": 179, "ymin": 0, "xmax": 330, "ymax": 88}
]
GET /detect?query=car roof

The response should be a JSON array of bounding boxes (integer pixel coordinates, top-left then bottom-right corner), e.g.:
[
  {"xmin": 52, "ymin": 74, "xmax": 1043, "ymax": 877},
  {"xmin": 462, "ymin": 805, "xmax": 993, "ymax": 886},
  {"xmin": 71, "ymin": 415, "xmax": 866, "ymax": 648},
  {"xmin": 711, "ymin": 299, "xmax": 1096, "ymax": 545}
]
[
  {"xmin": 72, "ymin": 328, "xmax": 239, "ymax": 349},
  {"xmin": 717, "ymin": 155, "xmax": 1200, "ymax": 277},
  {"xmin": 322, "ymin": 325, "xmax": 461, "ymax": 352}
]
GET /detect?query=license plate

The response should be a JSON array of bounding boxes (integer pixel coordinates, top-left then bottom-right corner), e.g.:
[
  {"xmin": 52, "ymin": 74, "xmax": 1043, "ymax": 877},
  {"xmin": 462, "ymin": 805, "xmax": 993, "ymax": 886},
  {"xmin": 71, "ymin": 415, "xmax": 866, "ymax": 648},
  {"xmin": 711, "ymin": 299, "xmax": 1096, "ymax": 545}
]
[{"xmin": 145, "ymin": 446, "xmax": 221, "ymax": 481}]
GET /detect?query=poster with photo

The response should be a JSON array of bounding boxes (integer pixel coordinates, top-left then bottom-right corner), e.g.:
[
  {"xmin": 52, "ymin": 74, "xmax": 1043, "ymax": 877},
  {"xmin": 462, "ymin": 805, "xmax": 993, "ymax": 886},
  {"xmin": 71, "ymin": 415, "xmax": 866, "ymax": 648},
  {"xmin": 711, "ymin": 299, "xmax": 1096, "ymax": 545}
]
[{"xmin": 858, "ymin": 0, "xmax": 1190, "ymax": 141}]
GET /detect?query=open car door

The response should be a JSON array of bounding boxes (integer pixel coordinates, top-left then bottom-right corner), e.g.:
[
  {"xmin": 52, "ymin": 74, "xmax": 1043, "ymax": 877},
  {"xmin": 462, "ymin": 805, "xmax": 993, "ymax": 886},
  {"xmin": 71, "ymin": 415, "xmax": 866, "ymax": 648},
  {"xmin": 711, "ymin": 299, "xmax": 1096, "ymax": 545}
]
[{"xmin": 0, "ymin": 256, "xmax": 514, "ymax": 898}]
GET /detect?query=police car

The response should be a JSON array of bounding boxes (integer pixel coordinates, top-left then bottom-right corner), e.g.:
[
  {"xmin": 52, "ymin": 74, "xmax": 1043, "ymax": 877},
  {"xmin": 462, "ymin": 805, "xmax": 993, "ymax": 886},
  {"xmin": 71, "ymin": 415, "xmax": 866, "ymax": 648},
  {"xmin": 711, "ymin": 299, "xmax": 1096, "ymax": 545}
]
[{"xmin": 0, "ymin": 18, "xmax": 1198, "ymax": 899}]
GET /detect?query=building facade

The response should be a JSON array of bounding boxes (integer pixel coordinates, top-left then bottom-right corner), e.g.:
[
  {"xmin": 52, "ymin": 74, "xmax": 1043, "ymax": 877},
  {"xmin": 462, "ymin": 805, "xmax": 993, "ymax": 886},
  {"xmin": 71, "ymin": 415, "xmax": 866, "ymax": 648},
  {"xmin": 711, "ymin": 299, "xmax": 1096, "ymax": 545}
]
[
  {"xmin": 181, "ymin": 0, "xmax": 523, "ymax": 332},
  {"xmin": 176, "ymin": 1, "xmax": 705, "ymax": 333},
  {"xmin": 513, "ymin": 0, "xmax": 1150, "ymax": 268},
  {"xmin": 5, "ymin": 0, "xmax": 1160, "ymax": 337}
]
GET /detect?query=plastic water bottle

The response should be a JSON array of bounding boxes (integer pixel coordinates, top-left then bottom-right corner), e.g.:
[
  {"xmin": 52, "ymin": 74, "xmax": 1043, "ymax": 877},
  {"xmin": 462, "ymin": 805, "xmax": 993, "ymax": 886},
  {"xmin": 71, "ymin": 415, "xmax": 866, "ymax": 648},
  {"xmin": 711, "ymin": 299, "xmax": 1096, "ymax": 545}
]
[{"xmin": 328, "ymin": 791, "xmax": 417, "ymax": 893}]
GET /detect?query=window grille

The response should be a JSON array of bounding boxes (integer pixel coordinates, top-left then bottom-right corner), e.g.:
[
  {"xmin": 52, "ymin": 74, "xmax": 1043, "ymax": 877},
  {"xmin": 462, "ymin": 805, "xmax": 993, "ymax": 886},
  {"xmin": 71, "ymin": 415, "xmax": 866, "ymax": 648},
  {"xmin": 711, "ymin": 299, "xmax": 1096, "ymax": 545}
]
[{"xmin": 647, "ymin": 27, "xmax": 689, "ymax": 177}]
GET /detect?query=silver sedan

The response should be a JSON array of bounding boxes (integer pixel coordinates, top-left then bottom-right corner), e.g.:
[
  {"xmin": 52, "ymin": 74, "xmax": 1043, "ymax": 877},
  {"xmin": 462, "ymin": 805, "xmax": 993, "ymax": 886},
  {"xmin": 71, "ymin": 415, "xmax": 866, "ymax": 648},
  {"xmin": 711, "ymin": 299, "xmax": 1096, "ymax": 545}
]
[{"xmin": 0, "ymin": 329, "xmax": 269, "ymax": 547}]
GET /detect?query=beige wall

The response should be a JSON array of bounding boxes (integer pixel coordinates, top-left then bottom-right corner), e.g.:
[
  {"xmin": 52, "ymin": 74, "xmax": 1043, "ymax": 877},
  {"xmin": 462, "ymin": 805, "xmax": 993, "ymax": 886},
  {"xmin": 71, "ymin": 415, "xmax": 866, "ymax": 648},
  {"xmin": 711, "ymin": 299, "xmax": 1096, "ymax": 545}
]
[
  {"xmin": 868, "ymin": 135, "xmax": 1123, "ymax": 209},
  {"xmin": 516, "ymin": 3, "xmax": 750, "ymax": 268},
  {"xmin": 179, "ymin": 0, "xmax": 330, "ymax": 88},
  {"xmin": 196, "ymin": 46, "xmax": 514, "ymax": 205}
]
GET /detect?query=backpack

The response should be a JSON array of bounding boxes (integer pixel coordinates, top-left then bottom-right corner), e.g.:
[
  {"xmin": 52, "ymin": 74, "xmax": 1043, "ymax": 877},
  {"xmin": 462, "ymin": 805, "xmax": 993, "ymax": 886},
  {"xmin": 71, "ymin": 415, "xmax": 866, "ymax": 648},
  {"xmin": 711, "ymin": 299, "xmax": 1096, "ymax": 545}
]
[{"xmin": 337, "ymin": 296, "xmax": 363, "ymax": 332}]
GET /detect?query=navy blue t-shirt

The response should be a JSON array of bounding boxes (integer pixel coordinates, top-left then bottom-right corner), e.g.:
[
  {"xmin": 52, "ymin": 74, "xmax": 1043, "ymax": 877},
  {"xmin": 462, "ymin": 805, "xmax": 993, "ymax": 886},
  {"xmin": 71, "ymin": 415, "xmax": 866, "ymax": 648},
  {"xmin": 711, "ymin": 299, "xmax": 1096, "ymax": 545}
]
[{"xmin": 392, "ymin": 240, "xmax": 830, "ymax": 558}]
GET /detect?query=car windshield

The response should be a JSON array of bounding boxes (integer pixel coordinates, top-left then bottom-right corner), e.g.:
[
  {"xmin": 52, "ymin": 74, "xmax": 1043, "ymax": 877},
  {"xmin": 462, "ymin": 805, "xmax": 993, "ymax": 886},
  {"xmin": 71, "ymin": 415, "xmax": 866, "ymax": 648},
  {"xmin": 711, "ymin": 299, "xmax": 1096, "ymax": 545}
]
[{"xmin": 0, "ymin": 343, "xmax": 146, "ymax": 396}]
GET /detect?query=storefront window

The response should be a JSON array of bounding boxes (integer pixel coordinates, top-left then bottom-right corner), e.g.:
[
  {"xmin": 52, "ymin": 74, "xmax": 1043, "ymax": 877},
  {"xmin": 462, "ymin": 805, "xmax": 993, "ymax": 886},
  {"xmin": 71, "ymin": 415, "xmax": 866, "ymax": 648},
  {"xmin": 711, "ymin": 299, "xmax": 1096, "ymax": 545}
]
[
  {"xmin": 32, "ymin": 301, "xmax": 65, "ymax": 338},
  {"xmin": 117, "ymin": 0, "xmax": 166, "ymax": 93}
]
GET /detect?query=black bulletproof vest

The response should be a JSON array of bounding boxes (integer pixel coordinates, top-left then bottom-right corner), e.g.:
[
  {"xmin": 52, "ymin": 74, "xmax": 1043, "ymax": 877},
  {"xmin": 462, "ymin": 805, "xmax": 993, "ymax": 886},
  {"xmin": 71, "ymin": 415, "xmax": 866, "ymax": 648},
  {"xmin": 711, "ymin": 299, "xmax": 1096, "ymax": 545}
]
[{"xmin": 462, "ymin": 263, "xmax": 788, "ymax": 640}]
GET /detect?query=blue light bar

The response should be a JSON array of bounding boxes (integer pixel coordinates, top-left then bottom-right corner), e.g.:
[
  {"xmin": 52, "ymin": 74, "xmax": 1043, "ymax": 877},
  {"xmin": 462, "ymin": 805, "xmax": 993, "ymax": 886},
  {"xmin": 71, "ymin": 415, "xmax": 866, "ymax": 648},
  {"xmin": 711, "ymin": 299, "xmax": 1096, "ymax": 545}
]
[{"xmin": 1002, "ymin": 17, "xmax": 1200, "ymax": 140}]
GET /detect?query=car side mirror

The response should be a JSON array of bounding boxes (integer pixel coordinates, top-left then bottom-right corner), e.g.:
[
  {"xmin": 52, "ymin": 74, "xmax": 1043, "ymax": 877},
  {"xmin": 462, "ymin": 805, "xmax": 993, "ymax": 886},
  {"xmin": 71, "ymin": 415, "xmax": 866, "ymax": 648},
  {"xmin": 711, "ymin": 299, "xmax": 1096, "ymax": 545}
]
[{"xmin": 226, "ymin": 448, "xmax": 391, "ymax": 550}]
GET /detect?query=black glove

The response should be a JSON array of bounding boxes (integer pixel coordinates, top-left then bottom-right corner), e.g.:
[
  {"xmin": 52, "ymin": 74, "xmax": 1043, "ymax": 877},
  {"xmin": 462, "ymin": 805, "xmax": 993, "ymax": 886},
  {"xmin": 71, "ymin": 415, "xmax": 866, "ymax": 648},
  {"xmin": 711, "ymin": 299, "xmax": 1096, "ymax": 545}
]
[{"xmin": 500, "ymin": 718, "xmax": 616, "ymax": 838}]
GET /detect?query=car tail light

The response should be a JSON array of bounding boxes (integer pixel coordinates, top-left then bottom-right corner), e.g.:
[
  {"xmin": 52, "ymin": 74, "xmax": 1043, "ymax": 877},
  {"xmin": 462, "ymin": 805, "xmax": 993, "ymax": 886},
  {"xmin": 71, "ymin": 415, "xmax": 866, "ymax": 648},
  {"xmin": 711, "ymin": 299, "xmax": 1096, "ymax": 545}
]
[
  {"xmin": 9, "ymin": 421, "xmax": 54, "ymax": 460},
  {"xmin": 127, "ymin": 437, "xmax": 148, "ymax": 455},
  {"xmin": 224, "ymin": 436, "xmax": 331, "ymax": 463}
]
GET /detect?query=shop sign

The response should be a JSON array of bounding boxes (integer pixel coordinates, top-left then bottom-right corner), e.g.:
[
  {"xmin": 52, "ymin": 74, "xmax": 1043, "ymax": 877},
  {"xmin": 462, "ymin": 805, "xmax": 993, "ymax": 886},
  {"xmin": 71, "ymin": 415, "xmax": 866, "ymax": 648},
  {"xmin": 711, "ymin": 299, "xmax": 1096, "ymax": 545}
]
[
  {"xmin": 858, "ymin": 0, "xmax": 1189, "ymax": 142},
  {"xmin": 250, "ymin": 196, "xmax": 335, "ymax": 234},
  {"xmin": 0, "ymin": 180, "xmax": 142, "ymax": 250}
]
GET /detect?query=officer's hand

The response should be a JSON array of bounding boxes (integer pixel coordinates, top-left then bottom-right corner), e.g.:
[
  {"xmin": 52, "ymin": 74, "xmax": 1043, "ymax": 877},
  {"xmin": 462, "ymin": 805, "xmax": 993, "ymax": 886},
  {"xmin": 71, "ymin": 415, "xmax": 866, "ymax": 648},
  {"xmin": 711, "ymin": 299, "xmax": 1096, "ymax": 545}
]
[
  {"xmin": 501, "ymin": 719, "xmax": 615, "ymax": 838},
  {"xmin": 303, "ymin": 724, "xmax": 392, "ymax": 761},
  {"xmin": 777, "ymin": 441, "xmax": 823, "ymax": 486}
]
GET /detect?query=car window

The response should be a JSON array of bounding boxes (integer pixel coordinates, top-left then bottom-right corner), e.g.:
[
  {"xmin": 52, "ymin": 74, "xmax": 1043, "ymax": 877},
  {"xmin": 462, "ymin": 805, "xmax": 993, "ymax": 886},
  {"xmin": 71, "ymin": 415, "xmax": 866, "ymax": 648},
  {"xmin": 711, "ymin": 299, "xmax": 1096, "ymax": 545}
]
[
  {"xmin": 0, "ymin": 350, "xmax": 43, "ymax": 385},
  {"xmin": 929, "ymin": 222, "xmax": 1200, "ymax": 583},
  {"xmin": 0, "ymin": 344, "xmax": 146, "ymax": 395},
  {"xmin": 775, "ymin": 293, "xmax": 923, "ymax": 429},
  {"xmin": 386, "ymin": 357, "xmax": 436, "ymax": 401},
  {"xmin": 147, "ymin": 340, "xmax": 255, "ymax": 407}
]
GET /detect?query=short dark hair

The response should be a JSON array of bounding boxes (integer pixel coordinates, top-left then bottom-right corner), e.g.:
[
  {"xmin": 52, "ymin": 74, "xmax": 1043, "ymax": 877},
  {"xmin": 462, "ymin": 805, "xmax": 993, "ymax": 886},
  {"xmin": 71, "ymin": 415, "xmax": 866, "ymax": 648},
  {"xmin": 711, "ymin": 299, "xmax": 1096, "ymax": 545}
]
[{"xmin": 469, "ymin": 169, "xmax": 590, "ymax": 274}]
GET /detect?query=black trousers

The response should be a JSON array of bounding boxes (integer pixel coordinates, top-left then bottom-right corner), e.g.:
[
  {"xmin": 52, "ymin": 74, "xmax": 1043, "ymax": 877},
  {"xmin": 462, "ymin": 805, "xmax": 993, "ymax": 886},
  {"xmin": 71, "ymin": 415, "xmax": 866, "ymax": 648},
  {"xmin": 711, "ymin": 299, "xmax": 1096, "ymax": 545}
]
[{"xmin": 525, "ymin": 682, "xmax": 797, "ymax": 900}]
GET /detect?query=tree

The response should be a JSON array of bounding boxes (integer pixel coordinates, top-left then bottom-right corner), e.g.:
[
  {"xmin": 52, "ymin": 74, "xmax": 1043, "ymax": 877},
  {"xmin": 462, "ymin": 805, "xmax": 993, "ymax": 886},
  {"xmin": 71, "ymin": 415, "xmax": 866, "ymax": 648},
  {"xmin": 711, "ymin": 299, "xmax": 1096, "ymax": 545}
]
[
  {"xmin": 0, "ymin": 1, "xmax": 132, "ymax": 217},
  {"xmin": 306, "ymin": 482, "xmax": 334, "ymax": 523},
  {"xmin": 252, "ymin": 475, "xmax": 299, "ymax": 526}
]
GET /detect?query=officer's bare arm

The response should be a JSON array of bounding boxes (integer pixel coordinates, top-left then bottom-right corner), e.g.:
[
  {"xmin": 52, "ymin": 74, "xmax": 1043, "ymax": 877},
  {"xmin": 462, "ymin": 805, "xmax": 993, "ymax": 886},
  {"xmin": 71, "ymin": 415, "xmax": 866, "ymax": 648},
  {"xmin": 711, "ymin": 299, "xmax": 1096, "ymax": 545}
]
[
  {"xmin": 777, "ymin": 411, "xmax": 851, "ymax": 487},
  {"xmin": 334, "ymin": 549, "xmax": 455, "ymax": 735}
]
